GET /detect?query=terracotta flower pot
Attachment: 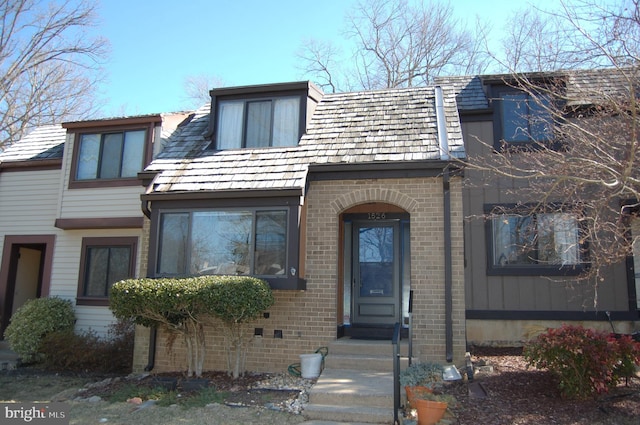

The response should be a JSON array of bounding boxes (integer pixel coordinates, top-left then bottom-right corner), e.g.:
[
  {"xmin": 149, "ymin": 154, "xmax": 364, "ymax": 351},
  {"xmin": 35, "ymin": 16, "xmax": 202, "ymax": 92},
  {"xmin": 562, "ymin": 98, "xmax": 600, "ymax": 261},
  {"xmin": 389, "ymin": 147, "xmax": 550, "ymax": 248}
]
[
  {"xmin": 414, "ymin": 398, "xmax": 447, "ymax": 425},
  {"xmin": 404, "ymin": 385, "xmax": 433, "ymax": 407}
]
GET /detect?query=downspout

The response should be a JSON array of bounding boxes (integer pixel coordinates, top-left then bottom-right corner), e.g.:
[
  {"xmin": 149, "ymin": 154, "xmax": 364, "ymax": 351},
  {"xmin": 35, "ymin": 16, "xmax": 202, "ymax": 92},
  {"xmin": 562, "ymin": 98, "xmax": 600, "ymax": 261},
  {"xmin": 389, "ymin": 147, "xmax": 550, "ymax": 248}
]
[
  {"xmin": 144, "ymin": 327, "xmax": 157, "ymax": 372},
  {"xmin": 435, "ymin": 86, "xmax": 454, "ymax": 362},
  {"xmin": 140, "ymin": 196, "xmax": 155, "ymax": 370}
]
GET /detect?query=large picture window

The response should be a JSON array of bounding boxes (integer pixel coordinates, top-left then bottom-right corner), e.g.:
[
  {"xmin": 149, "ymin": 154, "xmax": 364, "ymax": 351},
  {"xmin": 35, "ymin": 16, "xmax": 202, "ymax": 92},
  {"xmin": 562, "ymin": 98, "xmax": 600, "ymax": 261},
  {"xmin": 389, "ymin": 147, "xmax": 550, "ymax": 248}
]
[
  {"xmin": 77, "ymin": 237, "xmax": 137, "ymax": 305},
  {"xmin": 75, "ymin": 129, "xmax": 146, "ymax": 181},
  {"xmin": 157, "ymin": 209, "xmax": 288, "ymax": 277},
  {"xmin": 216, "ymin": 97, "xmax": 301, "ymax": 149},
  {"xmin": 488, "ymin": 210, "xmax": 585, "ymax": 275}
]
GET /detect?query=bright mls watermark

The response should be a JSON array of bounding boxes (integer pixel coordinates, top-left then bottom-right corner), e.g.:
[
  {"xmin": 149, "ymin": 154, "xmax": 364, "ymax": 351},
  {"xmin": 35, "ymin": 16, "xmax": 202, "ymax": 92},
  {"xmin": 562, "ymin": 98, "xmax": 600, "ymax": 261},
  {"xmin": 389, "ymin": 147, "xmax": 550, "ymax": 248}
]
[{"xmin": 1, "ymin": 403, "xmax": 69, "ymax": 424}]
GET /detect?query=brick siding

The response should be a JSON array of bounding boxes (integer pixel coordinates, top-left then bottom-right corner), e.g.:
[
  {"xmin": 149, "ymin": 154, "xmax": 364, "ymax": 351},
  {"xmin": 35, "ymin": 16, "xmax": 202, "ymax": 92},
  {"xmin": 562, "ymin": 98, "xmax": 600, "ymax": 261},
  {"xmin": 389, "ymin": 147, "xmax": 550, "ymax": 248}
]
[{"xmin": 132, "ymin": 176, "xmax": 467, "ymax": 374}]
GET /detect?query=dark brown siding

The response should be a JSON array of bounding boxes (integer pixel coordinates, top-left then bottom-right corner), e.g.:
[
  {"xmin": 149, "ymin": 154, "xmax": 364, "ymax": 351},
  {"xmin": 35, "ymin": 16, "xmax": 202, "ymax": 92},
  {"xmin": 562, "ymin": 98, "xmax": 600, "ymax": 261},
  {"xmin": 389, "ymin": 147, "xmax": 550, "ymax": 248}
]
[{"xmin": 462, "ymin": 120, "xmax": 631, "ymax": 316}]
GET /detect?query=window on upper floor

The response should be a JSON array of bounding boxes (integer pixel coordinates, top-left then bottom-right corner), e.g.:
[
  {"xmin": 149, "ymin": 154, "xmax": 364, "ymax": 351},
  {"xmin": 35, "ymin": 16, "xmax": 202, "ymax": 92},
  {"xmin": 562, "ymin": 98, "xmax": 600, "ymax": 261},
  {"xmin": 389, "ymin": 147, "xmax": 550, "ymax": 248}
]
[
  {"xmin": 215, "ymin": 96, "xmax": 301, "ymax": 149},
  {"xmin": 76, "ymin": 129, "xmax": 146, "ymax": 180},
  {"xmin": 77, "ymin": 237, "xmax": 137, "ymax": 306},
  {"xmin": 67, "ymin": 125, "xmax": 153, "ymax": 189},
  {"xmin": 486, "ymin": 206, "xmax": 587, "ymax": 275},
  {"xmin": 494, "ymin": 87, "xmax": 555, "ymax": 147}
]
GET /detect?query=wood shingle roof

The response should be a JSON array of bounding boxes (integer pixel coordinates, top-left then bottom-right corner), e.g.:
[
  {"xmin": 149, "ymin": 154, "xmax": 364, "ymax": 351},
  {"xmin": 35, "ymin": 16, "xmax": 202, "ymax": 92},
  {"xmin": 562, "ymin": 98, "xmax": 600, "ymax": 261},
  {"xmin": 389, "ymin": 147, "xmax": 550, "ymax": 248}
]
[
  {"xmin": 0, "ymin": 125, "xmax": 65, "ymax": 163},
  {"xmin": 146, "ymin": 84, "xmax": 464, "ymax": 195}
]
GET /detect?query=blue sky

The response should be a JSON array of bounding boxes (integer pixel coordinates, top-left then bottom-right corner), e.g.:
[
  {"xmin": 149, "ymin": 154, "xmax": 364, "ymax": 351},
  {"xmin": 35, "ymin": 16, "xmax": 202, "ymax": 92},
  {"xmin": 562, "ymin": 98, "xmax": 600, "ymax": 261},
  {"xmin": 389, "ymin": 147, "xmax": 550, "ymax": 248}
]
[{"xmin": 95, "ymin": 0, "xmax": 548, "ymax": 117}]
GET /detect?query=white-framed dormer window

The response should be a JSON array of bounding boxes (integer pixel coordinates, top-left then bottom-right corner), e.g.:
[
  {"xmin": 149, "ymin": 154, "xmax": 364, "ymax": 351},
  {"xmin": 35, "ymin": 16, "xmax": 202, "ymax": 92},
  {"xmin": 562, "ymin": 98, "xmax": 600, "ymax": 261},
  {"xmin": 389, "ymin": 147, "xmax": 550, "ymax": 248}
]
[{"xmin": 216, "ymin": 96, "xmax": 301, "ymax": 149}]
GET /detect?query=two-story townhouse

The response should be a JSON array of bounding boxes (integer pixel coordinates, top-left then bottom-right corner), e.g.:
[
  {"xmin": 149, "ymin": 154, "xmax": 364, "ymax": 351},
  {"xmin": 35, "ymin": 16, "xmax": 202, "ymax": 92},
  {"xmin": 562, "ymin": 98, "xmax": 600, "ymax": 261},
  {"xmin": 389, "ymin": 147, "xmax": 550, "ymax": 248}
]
[
  {"xmin": 435, "ymin": 69, "xmax": 640, "ymax": 345},
  {"xmin": 132, "ymin": 81, "xmax": 468, "ymax": 374},
  {"xmin": 0, "ymin": 113, "xmax": 189, "ymax": 335},
  {"xmin": 5, "ymin": 68, "xmax": 637, "ymax": 376}
]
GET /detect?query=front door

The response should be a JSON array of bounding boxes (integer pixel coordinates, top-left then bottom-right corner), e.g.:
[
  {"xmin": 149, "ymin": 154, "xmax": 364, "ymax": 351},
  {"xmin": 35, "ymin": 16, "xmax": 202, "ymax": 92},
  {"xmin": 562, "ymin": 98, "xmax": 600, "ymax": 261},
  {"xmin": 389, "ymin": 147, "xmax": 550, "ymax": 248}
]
[{"xmin": 352, "ymin": 220, "xmax": 401, "ymax": 326}]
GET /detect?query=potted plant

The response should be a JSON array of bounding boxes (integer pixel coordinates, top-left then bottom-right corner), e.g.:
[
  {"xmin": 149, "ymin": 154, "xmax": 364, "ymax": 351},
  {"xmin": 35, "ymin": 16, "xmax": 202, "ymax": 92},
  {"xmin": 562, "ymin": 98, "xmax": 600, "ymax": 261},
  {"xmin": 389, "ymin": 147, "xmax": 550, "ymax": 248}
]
[
  {"xmin": 399, "ymin": 362, "xmax": 444, "ymax": 406},
  {"xmin": 412, "ymin": 390, "xmax": 456, "ymax": 425}
]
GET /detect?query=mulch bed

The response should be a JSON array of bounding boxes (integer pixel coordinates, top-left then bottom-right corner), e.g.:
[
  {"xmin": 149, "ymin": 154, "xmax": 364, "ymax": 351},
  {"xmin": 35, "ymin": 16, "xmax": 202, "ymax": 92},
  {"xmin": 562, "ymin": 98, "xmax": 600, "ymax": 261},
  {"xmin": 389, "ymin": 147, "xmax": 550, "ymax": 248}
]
[{"xmin": 445, "ymin": 346, "xmax": 640, "ymax": 425}]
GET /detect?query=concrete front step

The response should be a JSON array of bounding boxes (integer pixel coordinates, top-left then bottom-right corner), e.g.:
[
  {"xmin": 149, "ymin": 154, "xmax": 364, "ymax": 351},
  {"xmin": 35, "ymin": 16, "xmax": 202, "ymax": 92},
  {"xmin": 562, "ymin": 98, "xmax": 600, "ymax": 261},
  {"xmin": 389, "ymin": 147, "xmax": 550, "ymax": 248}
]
[
  {"xmin": 309, "ymin": 369, "xmax": 395, "ymax": 408},
  {"xmin": 303, "ymin": 404, "xmax": 394, "ymax": 424},
  {"xmin": 325, "ymin": 338, "xmax": 410, "ymax": 372},
  {"xmin": 324, "ymin": 353, "xmax": 409, "ymax": 373},
  {"xmin": 302, "ymin": 339, "xmax": 407, "ymax": 424},
  {"xmin": 328, "ymin": 338, "xmax": 409, "ymax": 357}
]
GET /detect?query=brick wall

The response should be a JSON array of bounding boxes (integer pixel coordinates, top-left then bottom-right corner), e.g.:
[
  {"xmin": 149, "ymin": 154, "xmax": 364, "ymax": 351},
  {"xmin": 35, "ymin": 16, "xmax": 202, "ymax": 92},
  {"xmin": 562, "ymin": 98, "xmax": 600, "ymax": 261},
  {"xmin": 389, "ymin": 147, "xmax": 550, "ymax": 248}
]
[{"xmin": 132, "ymin": 176, "xmax": 467, "ymax": 374}]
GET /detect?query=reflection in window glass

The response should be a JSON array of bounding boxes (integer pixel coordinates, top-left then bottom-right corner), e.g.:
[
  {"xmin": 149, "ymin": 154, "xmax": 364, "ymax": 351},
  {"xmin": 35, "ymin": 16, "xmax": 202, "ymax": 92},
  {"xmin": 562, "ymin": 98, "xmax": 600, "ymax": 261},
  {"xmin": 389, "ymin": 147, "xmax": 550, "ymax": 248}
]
[
  {"xmin": 76, "ymin": 134, "xmax": 100, "ymax": 179},
  {"xmin": 158, "ymin": 210, "xmax": 288, "ymax": 277},
  {"xmin": 122, "ymin": 130, "xmax": 146, "ymax": 177},
  {"xmin": 100, "ymin": 133, "xmax": 124, "ymax": 178},
  {"xmin": 76, "ymin": 130, "xmax": 146, "ymax": 180},
  {"xmin": 191, "ymin": 211, "xmax": 251, "ymax": 275},
  {"xmin": 491, "ymin": 212, "xmax": 580, "ymax": 267},
  {"xmin": 501, "ymin": 92, "xmax": 553, "ymax": 143},
  {"xmin": 359, "ymin": 226, "xmax": 394, "ymax": 297},
  {"xmin": 158, "ymin": 213, "xmax": 189, "ymax": 275},
  {"xmin": 84, "ymin": 246, "xmax": 131, "ymax": 297},
  {"xmin": 255, "ymin": 211, "xmax": 287, "ymax": 275}
]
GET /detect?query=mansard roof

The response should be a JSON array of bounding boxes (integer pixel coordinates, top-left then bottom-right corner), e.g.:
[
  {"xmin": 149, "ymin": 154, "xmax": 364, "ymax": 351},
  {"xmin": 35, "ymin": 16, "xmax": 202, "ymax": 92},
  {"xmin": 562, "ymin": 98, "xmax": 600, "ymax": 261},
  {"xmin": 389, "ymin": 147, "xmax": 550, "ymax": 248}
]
[{"xmin": 146, "ymin": 84, "xmax": 464, "ymax": 195}]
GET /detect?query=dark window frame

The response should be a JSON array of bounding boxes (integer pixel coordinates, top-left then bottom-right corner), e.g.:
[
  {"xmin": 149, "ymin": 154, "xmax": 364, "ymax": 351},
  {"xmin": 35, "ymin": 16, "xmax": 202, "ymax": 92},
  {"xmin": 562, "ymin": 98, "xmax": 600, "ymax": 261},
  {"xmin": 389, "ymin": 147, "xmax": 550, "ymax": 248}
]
[
  {"xmin": 211, "ymin": 89, "xmax": 306, "ymax": 151},
  {"xmin": 68, "ymin": 123, "xmax": 154, "ymax": 189},
  {"xmin": 148, "ymin": 196, "xmax": 304, "ymax": 290},
  {"xmin": 490, "ymin": 84, "xmax": 558, "ymax": 150},
  {"xmin": 76, "ymin": 237, "xmax": 137, "ymax": 306},
  {"xmin": 485, "ymin": 203, "xmax": 588, "ymax": 276}
]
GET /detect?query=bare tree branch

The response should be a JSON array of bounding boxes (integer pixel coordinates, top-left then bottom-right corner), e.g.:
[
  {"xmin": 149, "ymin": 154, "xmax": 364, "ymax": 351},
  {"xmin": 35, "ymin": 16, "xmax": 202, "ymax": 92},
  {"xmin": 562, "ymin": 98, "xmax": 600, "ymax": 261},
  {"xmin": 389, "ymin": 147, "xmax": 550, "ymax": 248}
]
[
  {"xmin": 0, "ymin": 0, "xmax": 107, "ymax": 149},
  {"xmin": 296, "ymin": 0, "xmax": 489, "ymax": 91},
  {"xmin": 182, "ymin": 73, "xmax": 226, "ymax": 109}
]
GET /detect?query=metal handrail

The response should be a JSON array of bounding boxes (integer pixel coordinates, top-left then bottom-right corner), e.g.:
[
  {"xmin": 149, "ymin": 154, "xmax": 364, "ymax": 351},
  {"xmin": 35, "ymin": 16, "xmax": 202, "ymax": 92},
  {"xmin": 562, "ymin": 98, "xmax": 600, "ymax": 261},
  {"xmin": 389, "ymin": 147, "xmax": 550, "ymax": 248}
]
[{"xmin": 392, "ymin": 321, "xmax": 401, "ymax": 425}]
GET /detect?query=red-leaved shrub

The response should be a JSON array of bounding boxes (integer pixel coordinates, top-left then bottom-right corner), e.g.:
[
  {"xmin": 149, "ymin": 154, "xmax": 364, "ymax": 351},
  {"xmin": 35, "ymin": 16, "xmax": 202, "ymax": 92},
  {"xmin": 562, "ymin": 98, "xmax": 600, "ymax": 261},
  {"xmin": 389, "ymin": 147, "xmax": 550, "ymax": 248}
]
[{"xmin": 524, "ymin": 324, "xmax": 640, "ymax": 399}]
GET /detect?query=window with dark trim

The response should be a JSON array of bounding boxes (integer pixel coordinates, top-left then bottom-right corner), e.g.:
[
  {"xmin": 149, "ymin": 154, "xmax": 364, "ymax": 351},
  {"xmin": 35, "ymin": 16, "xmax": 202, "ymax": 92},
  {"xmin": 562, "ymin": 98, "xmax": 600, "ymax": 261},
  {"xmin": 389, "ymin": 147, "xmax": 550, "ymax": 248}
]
[
  {"xmin": 215, "ymin": 96, "xmax": 302, "ymax": 149},
  {"xmin": 157, "ymin": 209, "xmax": 288, "ymax": 277},
  {"xmin": 494, "ymin": 87, "xmax": 554, "ymax": 148},
  {"xmin": 69, "ymin": 127, "xmax": 150, "ymax": 188},
  {"xmin": 486, "ymin": 205, "xmax": 587, "ymax": 275},
  {"xmin": 77, "ymin": 237, "xmax": 137, "ymax": 306}
]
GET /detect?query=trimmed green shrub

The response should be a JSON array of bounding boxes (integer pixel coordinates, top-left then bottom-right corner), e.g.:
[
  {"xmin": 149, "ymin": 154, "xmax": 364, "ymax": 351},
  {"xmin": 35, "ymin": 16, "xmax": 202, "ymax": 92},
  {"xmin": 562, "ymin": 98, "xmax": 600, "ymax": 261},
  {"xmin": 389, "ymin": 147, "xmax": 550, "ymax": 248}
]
[
  {"xmin": 109, "ymin": 275, "xmax": 273, "ymax": 378},
  {"xmin": 524, "ymin": 324, "xmax": 640, "ymax": 399},
  {"xmin": 110, "ymin": 276, "xmax": 218, "ymax": 377},
  {"xmin": 4, "ymin": 297, "xmax": 75, "ymax": 363},
  {"xmin": 208, "ymin": 276, "xmax": 275, "ymax": 378}
]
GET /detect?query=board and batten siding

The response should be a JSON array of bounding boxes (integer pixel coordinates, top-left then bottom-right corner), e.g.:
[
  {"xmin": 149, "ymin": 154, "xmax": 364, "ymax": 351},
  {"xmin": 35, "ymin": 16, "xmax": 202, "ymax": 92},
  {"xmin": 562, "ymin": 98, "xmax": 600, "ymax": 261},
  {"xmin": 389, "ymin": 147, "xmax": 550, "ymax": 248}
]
[{"xmin": 462, "ymin": 120, "xmax": 631, "ymax": 314}]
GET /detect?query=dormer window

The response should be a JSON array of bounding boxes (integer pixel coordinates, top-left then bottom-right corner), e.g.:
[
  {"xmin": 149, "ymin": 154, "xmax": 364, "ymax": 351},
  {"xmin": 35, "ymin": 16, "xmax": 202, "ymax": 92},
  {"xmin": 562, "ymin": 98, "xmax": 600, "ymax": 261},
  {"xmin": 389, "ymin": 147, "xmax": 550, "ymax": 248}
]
[
  {"xmin": 76, "ymin": 130, "xmax": 146, "ymax": 180},
  {"xmin": 216, "ymin": 96, "xmax": 301, "ymax": 149},
  {"xmin": 210, "ymin": 81, "xmax": 323, "ymax": 151},
  {"xmin": 63, "ymin": 116, "xmax": 162, "ymax": 189},
  {"xmin": 492, "ymin": 85, "xmax": 556, "ymax": 149}
]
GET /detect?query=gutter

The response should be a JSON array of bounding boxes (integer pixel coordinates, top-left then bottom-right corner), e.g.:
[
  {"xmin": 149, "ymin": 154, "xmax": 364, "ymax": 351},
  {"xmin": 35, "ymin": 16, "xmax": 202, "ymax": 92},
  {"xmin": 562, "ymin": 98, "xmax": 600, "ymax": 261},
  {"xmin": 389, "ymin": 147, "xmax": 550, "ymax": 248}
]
[{"xmin": 435, "ymin": 85, "xmax": 454, "ymax": 362}]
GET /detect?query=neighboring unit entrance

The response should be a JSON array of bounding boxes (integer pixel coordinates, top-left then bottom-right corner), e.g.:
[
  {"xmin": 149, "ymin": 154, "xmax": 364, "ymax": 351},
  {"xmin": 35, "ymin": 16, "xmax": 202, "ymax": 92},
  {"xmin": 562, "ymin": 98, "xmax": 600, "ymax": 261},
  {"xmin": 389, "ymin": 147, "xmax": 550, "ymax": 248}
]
[{"xmin": 0, "ymin": 235, "xmax": 54, "ymax": 337}]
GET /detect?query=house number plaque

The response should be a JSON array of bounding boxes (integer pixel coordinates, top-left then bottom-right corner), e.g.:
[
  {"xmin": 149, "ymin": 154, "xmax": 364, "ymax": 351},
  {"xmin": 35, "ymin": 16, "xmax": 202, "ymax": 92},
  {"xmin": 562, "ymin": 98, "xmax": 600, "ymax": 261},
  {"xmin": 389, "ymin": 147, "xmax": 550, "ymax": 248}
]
[{"xmin": 367, "ymin": 212, "xmax": 386, "ymax": 220}]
